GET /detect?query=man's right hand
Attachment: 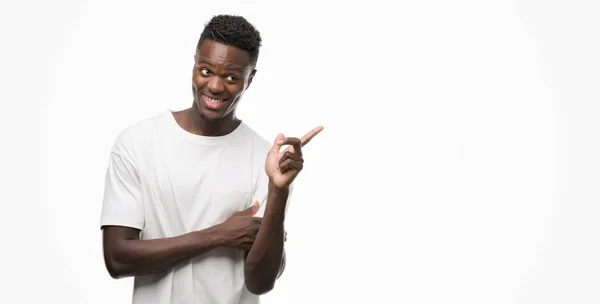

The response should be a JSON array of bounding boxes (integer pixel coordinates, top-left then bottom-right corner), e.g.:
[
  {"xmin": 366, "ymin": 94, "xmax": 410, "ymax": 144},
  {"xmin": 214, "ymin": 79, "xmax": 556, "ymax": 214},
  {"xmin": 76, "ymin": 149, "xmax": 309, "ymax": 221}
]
[{"xmin": 218, "ymin": 202, "xmax": 263, "ymax": 251}]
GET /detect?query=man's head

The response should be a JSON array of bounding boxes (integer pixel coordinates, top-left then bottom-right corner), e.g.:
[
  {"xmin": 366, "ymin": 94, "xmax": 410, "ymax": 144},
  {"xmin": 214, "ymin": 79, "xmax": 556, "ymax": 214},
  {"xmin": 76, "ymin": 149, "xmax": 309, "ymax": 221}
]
[{"xmin": 192, "ymin": 15, "xmax": 262, "ymax": 122}]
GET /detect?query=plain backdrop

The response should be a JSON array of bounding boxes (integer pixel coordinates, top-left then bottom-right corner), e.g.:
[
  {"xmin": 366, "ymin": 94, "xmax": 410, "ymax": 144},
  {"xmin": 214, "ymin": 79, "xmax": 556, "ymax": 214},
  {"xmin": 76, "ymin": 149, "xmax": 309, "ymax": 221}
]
[{"xmin": 1, "ymin": 0, "xmax": 599, "ymax": 303}]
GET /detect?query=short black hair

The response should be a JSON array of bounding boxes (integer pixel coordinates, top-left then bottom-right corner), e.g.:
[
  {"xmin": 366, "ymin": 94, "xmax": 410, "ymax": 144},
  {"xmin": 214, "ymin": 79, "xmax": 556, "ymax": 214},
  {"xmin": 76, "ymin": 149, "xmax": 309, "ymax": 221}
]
[{"xmin": 197, "ymin": 15, "xmax": 262, "ymax": 65}]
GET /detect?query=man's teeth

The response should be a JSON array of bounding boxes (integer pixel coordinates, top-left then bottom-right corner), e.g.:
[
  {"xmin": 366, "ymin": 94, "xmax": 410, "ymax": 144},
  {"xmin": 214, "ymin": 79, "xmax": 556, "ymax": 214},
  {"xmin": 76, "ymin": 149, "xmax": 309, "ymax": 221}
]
[{"xmin": 206, "ymin": 96, "xmax": 224, "ymax": 104}]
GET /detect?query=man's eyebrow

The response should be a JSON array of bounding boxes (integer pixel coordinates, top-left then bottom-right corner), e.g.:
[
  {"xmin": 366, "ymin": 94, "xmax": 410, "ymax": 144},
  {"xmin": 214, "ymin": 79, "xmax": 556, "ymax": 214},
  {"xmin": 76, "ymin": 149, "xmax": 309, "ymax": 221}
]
[
  {"xmin": 225, "ymin": 65, "xmax": 243, "ymax": 72},
  {"xmin": 197, "ymin": 60, "xmax": 243, "ymax": 72}
]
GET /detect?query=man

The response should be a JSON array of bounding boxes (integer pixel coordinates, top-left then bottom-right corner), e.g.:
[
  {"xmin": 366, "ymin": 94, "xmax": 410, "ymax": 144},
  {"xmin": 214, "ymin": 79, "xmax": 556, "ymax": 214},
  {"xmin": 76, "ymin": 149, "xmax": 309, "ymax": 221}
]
[{"xmin": 100, "ymin": 15, "xmax": 323, "ymax": 304}]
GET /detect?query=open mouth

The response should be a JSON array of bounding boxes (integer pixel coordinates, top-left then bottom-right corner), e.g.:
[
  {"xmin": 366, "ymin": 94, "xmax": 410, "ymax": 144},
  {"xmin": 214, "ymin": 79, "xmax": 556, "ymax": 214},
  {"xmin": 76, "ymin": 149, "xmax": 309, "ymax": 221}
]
[{"xmin": 202, "ymin": 94, "xmax": 227, "ymax": 110}]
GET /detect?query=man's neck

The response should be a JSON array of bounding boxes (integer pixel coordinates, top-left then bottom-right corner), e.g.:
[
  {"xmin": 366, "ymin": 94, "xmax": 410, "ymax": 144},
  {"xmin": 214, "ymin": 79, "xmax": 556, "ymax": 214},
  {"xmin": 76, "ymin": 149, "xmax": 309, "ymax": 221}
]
[{"xmin": 179, "ymin": 107, "xmax": 241, "ymax": 137}]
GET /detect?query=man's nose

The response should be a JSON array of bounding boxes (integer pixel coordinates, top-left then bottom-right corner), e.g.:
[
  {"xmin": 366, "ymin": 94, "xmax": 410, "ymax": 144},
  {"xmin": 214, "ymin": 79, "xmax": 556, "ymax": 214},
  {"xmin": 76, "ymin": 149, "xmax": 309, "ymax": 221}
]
[{"xmin": 207, "ymin": 76, "xmax": 224, "ymax": 94}]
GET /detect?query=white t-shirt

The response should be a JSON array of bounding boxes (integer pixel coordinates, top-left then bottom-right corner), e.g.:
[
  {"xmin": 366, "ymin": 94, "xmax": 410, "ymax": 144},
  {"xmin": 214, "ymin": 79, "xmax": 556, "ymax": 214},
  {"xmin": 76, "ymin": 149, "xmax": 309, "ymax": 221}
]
[{"xmin": 100, "ymin": 110, "xmax": 290, "ymax": 304}]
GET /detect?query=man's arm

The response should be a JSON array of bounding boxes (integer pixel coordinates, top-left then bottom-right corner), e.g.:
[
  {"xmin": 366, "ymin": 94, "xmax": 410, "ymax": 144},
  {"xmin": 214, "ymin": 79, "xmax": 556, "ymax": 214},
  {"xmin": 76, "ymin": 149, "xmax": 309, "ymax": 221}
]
[
  {"xmin": 102, "ymin": 204, "xmax": 262, "ymax": 279},
  {"xmin": 244, "ymin": 183, "xmax": 289, "ymax": 294},
  {"xmin": 244, "ymin": 126, "xmax": 323, "ymax": 294},
  {"xmin": 102, "ymin": 225, "xmax": 220, "ymax": 278}
]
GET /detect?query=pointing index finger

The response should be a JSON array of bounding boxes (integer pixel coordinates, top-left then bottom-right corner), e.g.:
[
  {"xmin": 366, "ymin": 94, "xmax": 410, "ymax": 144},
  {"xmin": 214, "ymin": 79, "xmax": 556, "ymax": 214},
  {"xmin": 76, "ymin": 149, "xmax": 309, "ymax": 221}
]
[{"xmin": 300, "ymin": 126, "xmax": 324, "ymax": 147}]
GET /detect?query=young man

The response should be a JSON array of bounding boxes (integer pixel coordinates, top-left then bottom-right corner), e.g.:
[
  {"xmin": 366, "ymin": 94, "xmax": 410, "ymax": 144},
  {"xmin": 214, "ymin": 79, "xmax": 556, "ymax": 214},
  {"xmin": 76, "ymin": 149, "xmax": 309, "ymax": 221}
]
[{"xmin": 100, "ymin": 15, "xmax": 323, "ymax": 304}]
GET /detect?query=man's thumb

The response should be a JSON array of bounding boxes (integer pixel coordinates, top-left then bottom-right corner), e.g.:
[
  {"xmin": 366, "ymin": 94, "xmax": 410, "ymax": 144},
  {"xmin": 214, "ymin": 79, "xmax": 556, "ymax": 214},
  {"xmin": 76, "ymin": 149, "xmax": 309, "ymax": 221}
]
[
  {"xmin": 235, "ymin": 201, "xmax": 260, "ymax": 216},
  {"xmin": 270, "ymin": 133, "xmax": 285, "ymax": 153}
]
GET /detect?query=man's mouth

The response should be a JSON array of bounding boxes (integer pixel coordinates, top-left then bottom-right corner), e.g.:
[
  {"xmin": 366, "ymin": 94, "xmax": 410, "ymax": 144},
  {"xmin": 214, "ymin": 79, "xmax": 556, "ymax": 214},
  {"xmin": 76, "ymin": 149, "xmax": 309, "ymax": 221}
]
[{"xmin": 201, "ymin": 94, "xmax": 227, "ymax": 110}]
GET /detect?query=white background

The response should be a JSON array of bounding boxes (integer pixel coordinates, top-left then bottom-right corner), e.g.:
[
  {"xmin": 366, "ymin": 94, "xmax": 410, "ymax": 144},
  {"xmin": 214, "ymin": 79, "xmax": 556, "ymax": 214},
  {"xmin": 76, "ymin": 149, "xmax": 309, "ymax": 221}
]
[{"xmin": 1, "ymin": 0, "xmax": 599, "ymax": 303}]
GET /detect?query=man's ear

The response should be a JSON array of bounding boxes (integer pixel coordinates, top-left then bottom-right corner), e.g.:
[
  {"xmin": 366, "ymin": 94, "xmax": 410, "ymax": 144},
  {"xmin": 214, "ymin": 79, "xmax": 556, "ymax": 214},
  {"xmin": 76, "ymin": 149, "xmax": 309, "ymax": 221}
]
[{"xmin": 247, "ymin": 69, "xmax": 257, "ymax": 88}]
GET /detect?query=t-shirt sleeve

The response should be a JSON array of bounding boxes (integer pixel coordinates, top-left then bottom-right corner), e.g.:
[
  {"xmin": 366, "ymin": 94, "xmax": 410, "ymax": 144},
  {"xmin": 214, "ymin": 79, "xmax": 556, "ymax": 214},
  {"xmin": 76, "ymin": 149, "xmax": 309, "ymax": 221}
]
[{"xmin": 100, "ymin": 134, "xmax": 144, "ymax": 230}]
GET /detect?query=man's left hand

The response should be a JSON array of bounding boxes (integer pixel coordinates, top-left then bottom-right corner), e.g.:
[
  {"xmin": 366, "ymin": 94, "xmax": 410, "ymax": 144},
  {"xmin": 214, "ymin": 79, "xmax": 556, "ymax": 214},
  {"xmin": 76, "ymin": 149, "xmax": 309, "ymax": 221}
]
[{"xmin": 265, "ymin": 126, "xmax": 324, "ymax": 189}]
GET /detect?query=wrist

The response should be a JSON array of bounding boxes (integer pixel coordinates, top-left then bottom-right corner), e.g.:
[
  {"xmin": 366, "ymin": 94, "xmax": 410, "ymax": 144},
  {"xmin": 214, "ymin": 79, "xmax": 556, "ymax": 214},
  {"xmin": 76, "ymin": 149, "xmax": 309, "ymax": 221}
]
[
  {"xmin": 266, "ymin": 181, "xmax": 290, "ymax": 221},
  {"xmin": 268, "ymin": 180, "xmax": 290, "ymax": 193},
  {"xmin": 200, "ymin": 224, "xmax": 229, "ymax": 248}
]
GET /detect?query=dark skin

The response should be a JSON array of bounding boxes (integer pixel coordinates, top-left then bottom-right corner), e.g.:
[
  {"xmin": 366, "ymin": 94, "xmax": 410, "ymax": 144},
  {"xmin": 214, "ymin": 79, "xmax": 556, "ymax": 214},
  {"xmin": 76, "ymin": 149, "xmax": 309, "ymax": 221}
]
[{"xmin": 102, "ymin": 39, "xmax": 323, "ymax": 295}]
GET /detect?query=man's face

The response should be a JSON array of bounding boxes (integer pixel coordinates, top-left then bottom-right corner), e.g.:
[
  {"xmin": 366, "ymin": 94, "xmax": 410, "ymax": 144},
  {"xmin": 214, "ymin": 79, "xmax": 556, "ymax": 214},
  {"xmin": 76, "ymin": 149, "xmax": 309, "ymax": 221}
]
[{"xmin": 192, "ymin": 39, "xmax": 256, "ymax": 122}]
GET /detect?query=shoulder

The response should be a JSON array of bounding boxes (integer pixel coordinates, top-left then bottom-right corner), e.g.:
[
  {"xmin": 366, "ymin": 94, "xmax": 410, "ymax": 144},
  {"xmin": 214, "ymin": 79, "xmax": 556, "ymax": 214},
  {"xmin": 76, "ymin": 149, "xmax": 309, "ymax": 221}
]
[
  {"xmin": 239, "ymin": 123, "xmax": 272, "ymax": 155},
  {"xmin": 110, "ymin": 111, "xmax": 170, "ymax": 160}
]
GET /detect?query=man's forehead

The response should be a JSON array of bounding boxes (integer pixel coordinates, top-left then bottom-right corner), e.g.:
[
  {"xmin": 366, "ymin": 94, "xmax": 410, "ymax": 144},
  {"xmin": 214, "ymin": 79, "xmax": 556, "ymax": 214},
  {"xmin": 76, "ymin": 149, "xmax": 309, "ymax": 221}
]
[{"xmin": 196, "ymin": 40, "xmax": 252, "ymax": 68}]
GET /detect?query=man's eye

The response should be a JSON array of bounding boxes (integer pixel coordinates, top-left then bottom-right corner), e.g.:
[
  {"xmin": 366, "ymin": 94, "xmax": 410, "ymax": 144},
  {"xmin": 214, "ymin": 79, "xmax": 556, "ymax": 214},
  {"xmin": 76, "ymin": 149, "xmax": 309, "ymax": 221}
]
[
  {"xmin": 226, "ymin": 75, "xmax": 238, "ymax": 82},
  {"xmin": 199, "ymin": 68, "xmax": 210, "ymax": 76}
]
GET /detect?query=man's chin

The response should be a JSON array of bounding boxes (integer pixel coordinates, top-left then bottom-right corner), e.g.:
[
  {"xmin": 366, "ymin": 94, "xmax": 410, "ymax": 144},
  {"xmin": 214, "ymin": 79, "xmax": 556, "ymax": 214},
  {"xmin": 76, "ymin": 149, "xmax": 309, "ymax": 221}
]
[{"xmin": 198, "ymin": 109, "xmax": 224, "ymax": 122}]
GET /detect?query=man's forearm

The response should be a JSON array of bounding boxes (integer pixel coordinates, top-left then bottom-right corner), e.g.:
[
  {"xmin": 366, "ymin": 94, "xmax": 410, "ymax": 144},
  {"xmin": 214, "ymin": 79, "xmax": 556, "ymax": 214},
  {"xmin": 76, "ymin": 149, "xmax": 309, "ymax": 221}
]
[
  {"xmin": 104, "ymin": 225, "xmax": 224, "ymax": 279},
  {"xmin": 244, "ymin": 182, "xmax": 288, "ymax": 294}
]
